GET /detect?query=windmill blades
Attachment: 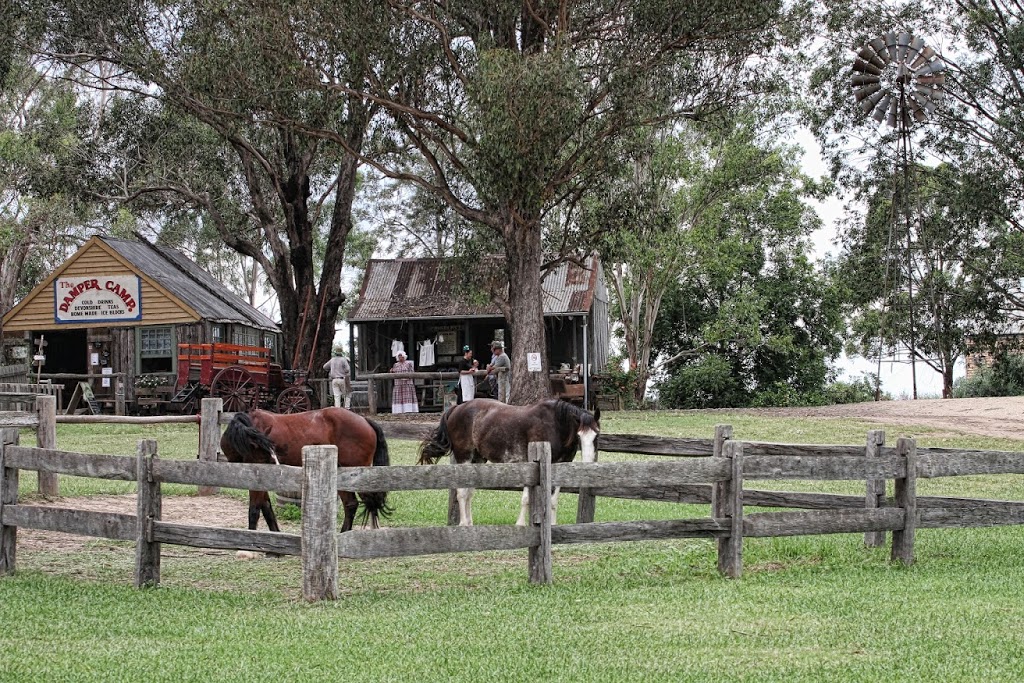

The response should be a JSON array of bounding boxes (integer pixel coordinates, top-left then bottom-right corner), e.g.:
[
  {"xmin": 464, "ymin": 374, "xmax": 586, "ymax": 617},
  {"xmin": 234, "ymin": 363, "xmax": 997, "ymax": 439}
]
[
  {"xmin": 908, "ymin": 97, "xmax": 927, "ymax": 123},
  {"xmin": 853, "ymin": 31, "xmax": 944, "ymax": 127},
  {"xmin": 885, "ymin": 31, "xmax": 899, "ymax": 61},
  {"xmin": 852, "ymin": 73, "xmax": 881, "ymax": 87},
  {"xmin": 873, "ymin": 93, "xmax": 893, "ymax": 122},
  {"xmin": 869, "ymin": 37, "xmax": 890, "ymax": 63},
  {"xmin": 863, "ymin": 89, "xmax": 888, "ymax": 116},
  {"xmin": 854, "ymin": 57, "xmax": 883, "ymax": 75},
  {"xmin": 857, "ymin": 45, "xmax": 888, "ymax": 71},
  {"xmin": 854, "ymin": 81, "xmax": 882, "ymax": 102},
  {"xmin": 897, "ymin": 31, "xmax": 912, "ymax": 63},
  {"xmin": 910, "ymin": 45, "xmax": 936, "ymax": 70}
]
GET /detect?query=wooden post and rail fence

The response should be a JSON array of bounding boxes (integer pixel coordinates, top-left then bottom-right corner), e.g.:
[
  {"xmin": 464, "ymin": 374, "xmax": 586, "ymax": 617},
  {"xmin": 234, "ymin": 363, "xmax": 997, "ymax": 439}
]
[{"xmin": 6, "ymin": 402, "xmax": 1024, "ymax": 598}]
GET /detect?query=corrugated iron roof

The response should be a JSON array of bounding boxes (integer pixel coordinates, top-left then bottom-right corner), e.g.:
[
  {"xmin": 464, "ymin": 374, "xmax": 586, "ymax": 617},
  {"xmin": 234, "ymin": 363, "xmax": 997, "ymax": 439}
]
[
  {"xmin": 348, "ymin": 255, "xmax": 601, "ymax": 322},
  {"xmin": 101, "ymin": 237, "xmax": 280, "ymax": 331}
]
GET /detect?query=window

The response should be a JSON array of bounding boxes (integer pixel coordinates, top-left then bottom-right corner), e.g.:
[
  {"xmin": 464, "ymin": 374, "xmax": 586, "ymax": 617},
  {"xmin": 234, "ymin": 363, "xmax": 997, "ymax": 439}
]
[
  {"xmin": 264, "ymin": 333, "xmax": 277, "ymax": 362},
  {"xmin": 232, "ymin": 327, "xmax": 258, "ymax": 347},
  {"xmin": 211, "ymin": 325, "xmax": 224, "ymax": 343},
  {"xmin": 139, "ymin": 326, "xmax": 174, "ymax": 373}
]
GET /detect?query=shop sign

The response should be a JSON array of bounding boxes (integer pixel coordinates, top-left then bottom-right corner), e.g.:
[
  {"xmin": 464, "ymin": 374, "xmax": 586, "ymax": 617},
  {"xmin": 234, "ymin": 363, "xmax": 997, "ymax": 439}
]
[{"xmin": 54, "ymin": 275, "xmax": 143, "ymax": 323}]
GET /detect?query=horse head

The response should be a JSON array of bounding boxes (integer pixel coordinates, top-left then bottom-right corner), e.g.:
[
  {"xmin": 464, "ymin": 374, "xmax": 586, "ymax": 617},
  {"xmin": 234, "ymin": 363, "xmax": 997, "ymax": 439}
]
[
  {"xmin": 220, "ymin": 411, "xmax": 279, "ymax": 465},
  {"xmin": 552, "ymin": 400, "xmax": 601, "ymax": 463}
]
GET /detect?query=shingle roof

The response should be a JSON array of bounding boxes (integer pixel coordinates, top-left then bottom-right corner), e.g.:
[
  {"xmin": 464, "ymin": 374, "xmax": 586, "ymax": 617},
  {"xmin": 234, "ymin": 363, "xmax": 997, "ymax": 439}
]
[
  {"xmin": 348, "ymin": 255, "xmax": 602, "ymax": 322},
  {"xmin": 101, "ymin": 237, "xmax": 280, "ymax": 331}
]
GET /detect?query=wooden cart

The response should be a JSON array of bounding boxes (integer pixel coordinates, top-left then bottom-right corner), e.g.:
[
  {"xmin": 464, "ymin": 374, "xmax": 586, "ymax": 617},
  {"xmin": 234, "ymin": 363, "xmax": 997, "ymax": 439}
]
[{"xmin": 172, "ymin": 343, "xmax": 313, "ymax": 414}]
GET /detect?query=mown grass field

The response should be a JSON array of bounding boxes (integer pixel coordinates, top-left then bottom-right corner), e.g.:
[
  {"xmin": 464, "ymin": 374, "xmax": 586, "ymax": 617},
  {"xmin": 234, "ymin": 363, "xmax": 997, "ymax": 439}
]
[{"xmin": 2, "ymin": 412, "xmax": 1024, "ymax": 682}]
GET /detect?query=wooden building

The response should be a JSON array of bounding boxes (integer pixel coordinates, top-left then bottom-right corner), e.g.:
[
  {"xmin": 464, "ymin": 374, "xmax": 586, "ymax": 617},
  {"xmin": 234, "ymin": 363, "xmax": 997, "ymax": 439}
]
[
  {"xmin": 1, "ymin": 235, "xmax": 280, "ymax": 409},
  {"xmin": 347, "ymin": 254, "xmax": 610, "ymax": 411}
]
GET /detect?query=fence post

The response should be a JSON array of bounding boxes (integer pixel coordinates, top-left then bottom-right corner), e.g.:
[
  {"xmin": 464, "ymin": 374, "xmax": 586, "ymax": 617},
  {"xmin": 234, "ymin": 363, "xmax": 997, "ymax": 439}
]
[
  {"xmin": 528, "ymin": 441, "xmax": 553, "ymax": 585},
  {"xmin": 0, "ymin": 429, "xmax": 20, "ymax": 576},
  {"xmin": 35, "ymin": 395, "xmax": 58, "ymax": 497},
  {"xmin": 198, "ymin": 398, "xmax": 223, "ymax": 496},
  {"xmin": 891, "ymin": 437, "xmax": 917, "ymax": 566},
  {"xmin": 115, "ymin": 379, "xmax": 126, "ymax": 416},
  {"xmin": 711, "ymin": 424, "xmax": 734, "ymax": 565},
  {"xmin": 302, "ymin": 445, "xmax": 339, "ymax": 601},
  {"xmin": 366, "ymin": 379, "xmax": 377, "ymax": 416},
  {"xmin": 717, "ymin": 439, "xmax": 744, "ymax": 579},
  {"xmin": 134, "ymin": 439, "xmax": 161, "ymax": 588},
  {"xmin": 864, "ymin": 429, "xmax": 886, "ymax": 548}
]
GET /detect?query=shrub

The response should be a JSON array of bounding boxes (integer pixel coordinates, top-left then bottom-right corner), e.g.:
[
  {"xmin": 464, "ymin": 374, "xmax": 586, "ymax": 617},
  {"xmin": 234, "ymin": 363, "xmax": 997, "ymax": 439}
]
[{"xmin": 953, "ymin": 352, "xmax": 1024, "ymax": 397}]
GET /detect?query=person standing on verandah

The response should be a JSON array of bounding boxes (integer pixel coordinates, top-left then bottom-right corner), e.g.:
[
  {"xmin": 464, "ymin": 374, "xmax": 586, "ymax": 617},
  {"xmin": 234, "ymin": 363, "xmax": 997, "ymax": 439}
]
[
  {"xmin": 457, "ymin": 345, "xmax": 478, "ymax": 404},
  {"xmin": 390, "ymin": 351, "xmax": 419, "ymax": 413},
  {"xmin": 322, "ymin": 345, "xmax": 352, "ymax": 409}
]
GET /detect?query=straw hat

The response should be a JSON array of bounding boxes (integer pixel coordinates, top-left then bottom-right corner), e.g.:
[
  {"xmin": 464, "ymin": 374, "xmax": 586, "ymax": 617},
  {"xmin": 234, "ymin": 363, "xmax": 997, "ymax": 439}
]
[{"xmin": 490, "ymin": 340, "xmax": 504, "ymax": 349}]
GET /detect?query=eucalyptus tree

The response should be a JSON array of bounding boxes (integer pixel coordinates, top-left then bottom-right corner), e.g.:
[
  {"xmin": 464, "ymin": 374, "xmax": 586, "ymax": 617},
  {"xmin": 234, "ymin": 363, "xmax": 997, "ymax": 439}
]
[
  {"xmin": 30, "ymin": 0, "xmax": 383, "ymax": 370},
  {"xmin": 640, "ymin": 122, "xmax": 842, "ymax": 409},
  {"xmin": 284, "ymin": 0, "xmax": 804, "ymax": 402},
  {"xmin": 0, "ymin": 52, "xmax": 93, "ymax": 328},
  {"xmin": 837, "ymin": 162, "xmax": 1013, "ymax": 397}
]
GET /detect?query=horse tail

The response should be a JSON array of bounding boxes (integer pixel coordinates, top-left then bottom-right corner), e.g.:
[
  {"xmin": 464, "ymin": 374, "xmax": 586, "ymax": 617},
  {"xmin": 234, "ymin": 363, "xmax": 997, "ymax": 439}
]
[
  {"xmin": 358, "ymin": 417, "xmax": 393, "ymax": 524},
  {"xmin": 417, "ymin": 411, "xmax": 453, "ymax": 465},
  {"xmin": 222, "ymin": 412, "xmax": 277, "ymax": 462},
  {"xmin": 365, "ymin": 417, "xmax": 391, "ymax": 468}
]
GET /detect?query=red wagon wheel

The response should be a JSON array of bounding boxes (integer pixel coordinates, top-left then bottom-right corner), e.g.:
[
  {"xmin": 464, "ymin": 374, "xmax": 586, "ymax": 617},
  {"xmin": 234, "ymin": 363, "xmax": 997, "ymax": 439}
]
[
  {"xmin": 211, "ymin": 365, "xmax": 259, "ymax": 413},
  {"xmin": 276, "ymin": 386, "xmax": 312, "ymax": 414}
]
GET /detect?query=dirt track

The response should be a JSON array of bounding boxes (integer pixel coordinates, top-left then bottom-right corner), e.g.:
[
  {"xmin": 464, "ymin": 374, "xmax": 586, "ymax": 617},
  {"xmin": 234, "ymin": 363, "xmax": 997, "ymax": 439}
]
[{"xmin": 733, "ymin": 396, "xmax": 1024, "ymax": 441}]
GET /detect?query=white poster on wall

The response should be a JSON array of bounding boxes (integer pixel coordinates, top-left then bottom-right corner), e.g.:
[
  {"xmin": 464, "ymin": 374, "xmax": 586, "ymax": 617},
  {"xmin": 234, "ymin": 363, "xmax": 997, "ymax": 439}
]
[
  {"xmin": 527, "ymin": 352, "xmax": 542, "ymax": 372},
  {"xmin": 55, "ymin": 275, "xmax": 142, "ymax": 324}
]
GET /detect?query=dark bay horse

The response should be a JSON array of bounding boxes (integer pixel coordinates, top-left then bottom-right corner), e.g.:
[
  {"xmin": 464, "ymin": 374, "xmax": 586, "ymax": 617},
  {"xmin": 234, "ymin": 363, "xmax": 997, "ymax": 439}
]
[
  {"xmin": 221, "ymin": 407, "xmax": 392, "ymax": 533},
  {"xmin": 418, "ymin": 399, "xmax": 600, "ymax": 526}
]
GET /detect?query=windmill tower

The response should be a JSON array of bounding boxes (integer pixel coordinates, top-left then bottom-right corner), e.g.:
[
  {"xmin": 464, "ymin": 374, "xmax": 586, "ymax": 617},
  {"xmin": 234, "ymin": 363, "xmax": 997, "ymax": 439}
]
[{"xmin": 852, "ymin": 32, "xmax": 945, "ymax": 398}]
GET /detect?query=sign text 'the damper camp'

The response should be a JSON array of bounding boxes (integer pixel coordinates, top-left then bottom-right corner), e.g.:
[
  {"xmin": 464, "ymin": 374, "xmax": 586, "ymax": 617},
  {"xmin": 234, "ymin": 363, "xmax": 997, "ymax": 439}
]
[{"xmin": 54, "ymin": 275, "xmax": 143, "ymax": 324}]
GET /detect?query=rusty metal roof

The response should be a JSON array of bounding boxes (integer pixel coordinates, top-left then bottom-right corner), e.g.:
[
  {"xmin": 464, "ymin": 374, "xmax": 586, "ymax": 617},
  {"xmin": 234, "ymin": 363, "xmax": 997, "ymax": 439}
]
[{"xmin": 348, "ymin": 255, "xmax": 602, "ymax": 322}]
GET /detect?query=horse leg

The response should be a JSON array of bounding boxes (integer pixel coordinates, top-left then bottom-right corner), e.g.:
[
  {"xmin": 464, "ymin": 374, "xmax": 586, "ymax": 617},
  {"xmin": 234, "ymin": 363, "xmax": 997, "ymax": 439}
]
[
  {"xmin": 456, "ymin": 487, "xmax": 474, "ymax": 526},
  {"xmin": 248, "ymin": 490, "xmax": 267, "ymax": 530},
  {"xmin": 338, "ymin": 491, "xmax": 359, "ymax": 532},
  {"xmin": 516, "ymin": 487, "xmax": 530, "ymax": 527},
  {"xmin": 261, "ymin": 496, "xmax": 281, "ymax": 533},
  {"xmin": 516, "ymin": 486, "xmax": 560, "ymax": 526}
]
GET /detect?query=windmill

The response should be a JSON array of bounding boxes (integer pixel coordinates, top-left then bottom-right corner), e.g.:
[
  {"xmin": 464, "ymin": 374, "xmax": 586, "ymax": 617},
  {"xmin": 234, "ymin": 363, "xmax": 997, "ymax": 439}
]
[{"xmin": 851, "ymin": 31, "xmax": 944, "ymax": 398}]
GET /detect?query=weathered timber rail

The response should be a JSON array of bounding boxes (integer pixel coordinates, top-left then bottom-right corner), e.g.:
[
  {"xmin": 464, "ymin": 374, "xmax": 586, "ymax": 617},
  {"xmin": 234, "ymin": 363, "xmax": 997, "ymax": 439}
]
[{"xmin": 6, "ymin": 403, "xmax": 1024, "ymax": 599}]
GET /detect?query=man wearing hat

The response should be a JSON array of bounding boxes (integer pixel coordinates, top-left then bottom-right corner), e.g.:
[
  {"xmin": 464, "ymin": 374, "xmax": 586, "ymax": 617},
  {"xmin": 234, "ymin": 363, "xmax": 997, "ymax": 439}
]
[
  {"xmin": 486, "ymin": 340, "xmax": 511, "ymax": 403},
  {"xmin": 323, "ymin": 344, "xmax": 352, "ymax": 409},
  {"xmin": 457, "ymin": 345, "xmax": 479, "ymax": 404}
]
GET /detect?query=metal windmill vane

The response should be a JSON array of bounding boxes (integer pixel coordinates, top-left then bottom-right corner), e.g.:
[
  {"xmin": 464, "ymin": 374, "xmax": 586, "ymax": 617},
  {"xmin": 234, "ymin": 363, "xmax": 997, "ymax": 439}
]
[{"xmin": 852, "ymin": 31, "xmax": 945, "ymax": 126}]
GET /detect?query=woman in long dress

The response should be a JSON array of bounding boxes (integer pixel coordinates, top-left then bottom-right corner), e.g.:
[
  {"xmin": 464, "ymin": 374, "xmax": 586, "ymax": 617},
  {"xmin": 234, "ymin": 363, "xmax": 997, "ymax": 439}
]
[{"xmin": 390, "ymin": 351, "xmax": 419, "ymax": 413}]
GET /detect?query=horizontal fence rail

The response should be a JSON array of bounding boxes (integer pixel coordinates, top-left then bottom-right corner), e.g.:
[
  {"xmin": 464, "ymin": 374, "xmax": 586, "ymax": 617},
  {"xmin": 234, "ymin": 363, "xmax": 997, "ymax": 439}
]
[{"xmin": 5, "ymin": 415, "xmax": 1024, "ymax": 599}]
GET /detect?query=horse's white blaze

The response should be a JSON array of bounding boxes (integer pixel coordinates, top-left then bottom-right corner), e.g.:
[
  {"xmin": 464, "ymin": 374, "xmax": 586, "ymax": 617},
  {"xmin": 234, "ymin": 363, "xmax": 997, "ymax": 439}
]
[
  {"xmin": 457, "ymin": 487, "xmax": 474, "ymax": 526},
  {"xmin": 269, "ymin": 449, "xmax": 280, "ymax": 465},
  {"xmin": 579, "ymin": 428, "xmax": 598, "ymax": 463}
]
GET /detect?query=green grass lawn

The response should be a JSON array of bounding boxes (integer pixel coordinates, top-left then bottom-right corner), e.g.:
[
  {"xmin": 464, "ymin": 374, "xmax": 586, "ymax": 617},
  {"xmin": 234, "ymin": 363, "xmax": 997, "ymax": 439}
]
[{"xmin": 3, "ymin": 411, "xmax": 1024, "ymax": 682}]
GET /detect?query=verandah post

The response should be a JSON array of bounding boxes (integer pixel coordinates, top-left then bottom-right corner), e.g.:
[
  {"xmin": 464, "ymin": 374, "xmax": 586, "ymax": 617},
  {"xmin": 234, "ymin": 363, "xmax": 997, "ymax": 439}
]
[
  {"xmin": 134, "ymin": 439, "xmax": 162, "ymax": 588},
  {"xmin": 892, "ymin": 437, "xmax": 917, "ymax": 566},
  {"xmin": 0, "ymin": 429, "xmax": 20, "ymax": 576},
  {"xmin": 528, "ymin": 441, "xmax": 553, "ymax": 585},
  {"xmin": 35, "ymin": 395, "xmax": 58, "ymax": 497},
  {"xmin": 302, "ymin": 444, "xmax": 339, "ymax": 601},
  {"xmin": 864, "ymin": 429, "xmax": 887, "ymax": 548}
]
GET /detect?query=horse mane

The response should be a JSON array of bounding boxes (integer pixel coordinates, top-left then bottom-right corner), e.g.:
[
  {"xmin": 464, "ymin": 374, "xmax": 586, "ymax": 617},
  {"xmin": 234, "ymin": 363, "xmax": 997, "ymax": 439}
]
[{"xmin": 547, "ymin": 399, "xmax": 598, "ymax": 451}]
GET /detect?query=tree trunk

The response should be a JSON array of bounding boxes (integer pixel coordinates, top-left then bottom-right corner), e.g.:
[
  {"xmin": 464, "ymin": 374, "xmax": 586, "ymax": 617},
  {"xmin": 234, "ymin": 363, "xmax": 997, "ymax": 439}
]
[{"xmin": 502, "ymin": 213, "xmax": 550, "ymax": 404}]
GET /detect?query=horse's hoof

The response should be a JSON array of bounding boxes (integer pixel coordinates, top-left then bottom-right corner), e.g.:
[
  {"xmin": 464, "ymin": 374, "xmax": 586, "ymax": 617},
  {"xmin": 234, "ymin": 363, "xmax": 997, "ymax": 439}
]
[{"xmin": 236, "ymin": 550, "xmax": 259, "ymax": 560}]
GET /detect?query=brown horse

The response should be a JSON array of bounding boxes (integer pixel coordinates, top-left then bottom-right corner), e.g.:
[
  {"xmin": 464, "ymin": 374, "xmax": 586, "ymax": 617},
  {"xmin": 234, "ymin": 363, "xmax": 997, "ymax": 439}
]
[
  {"xmin": 418, "ymin": 399, "xmax": 600, "ymax": 526},
  {"xmin": 220, "ymin": 407, "xmax": 392, "ymax": 533}
]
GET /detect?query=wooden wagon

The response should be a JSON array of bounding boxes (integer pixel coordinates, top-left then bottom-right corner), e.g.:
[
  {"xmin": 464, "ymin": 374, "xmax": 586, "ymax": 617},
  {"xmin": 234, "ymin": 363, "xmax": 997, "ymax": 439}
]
[{"xmin": 172, "ymin": 343, "xmax": 313, "ymax": 413}]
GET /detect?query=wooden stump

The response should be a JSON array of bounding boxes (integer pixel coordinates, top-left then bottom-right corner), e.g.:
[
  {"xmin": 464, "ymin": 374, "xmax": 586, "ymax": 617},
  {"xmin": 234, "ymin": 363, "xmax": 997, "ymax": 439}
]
[{"xmin": 302, "ymin": 445, "xmax": 338, "ymax": 601}]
